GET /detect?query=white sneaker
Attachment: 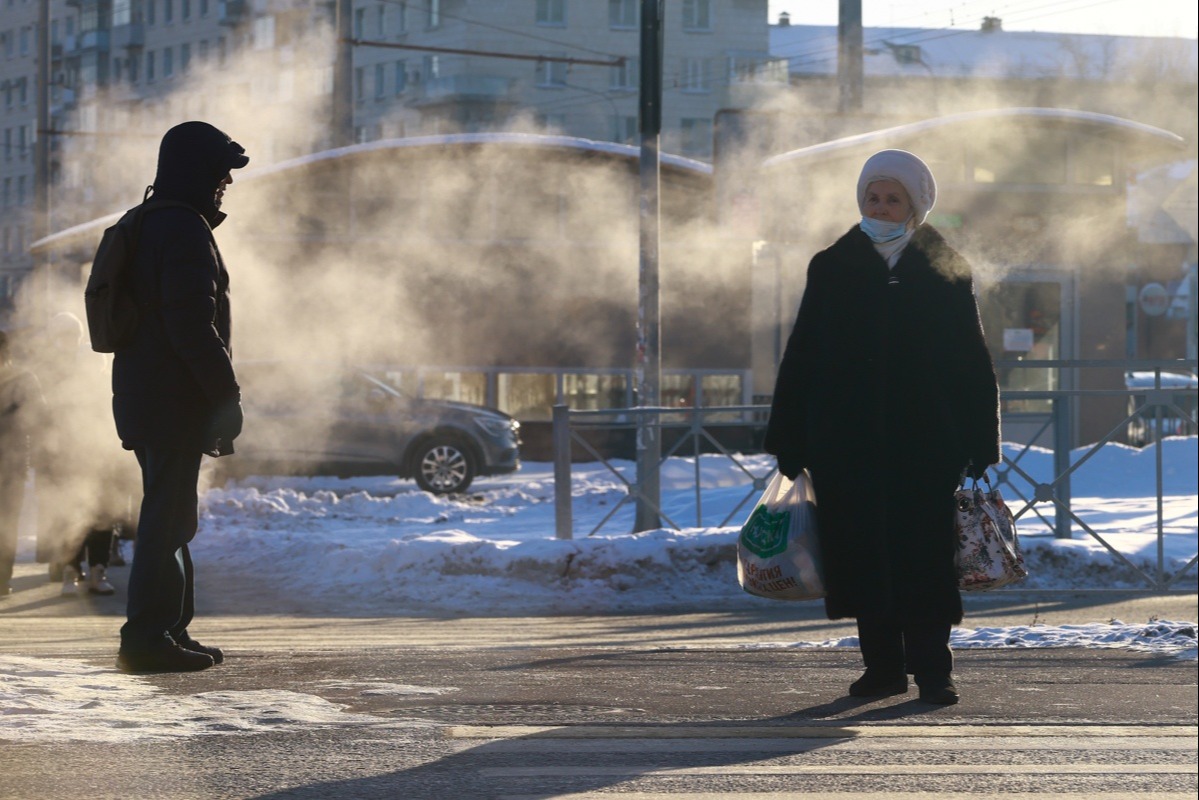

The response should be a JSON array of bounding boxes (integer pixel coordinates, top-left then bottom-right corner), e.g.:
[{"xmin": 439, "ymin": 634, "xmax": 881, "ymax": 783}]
[
  {"xmin": 87, "ymin": 565, "xmax": 116, "ymax": 596},
  {"xmin": 61, "ymin": 566, "xmax": 82, "ymax": 597}
]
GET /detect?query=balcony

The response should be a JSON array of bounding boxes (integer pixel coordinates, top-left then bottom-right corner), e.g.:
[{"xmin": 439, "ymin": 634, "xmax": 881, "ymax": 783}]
[
  {"xmin": 219, "ymin": 0, "xmax": 250, "ymax": 27},
  {"xmin": 71, "ymin": 29, "xmax": 110, "ymax": 55},
  {"xmin": 111, "ymin": 23, "xmax": 145, "ymax": 51},
  {"xmin": 408, "ymin": 74, "xmax": 515, "ymax": 108}
]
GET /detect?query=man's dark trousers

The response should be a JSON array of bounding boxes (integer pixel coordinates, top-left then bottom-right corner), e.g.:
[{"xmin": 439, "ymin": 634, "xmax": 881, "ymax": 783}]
[{"xmin": 121, "ymin": 444, "xmax": 202, "ymax": 651}]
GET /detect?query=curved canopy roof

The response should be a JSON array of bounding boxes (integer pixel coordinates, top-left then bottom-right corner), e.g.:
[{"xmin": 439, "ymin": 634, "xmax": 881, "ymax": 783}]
[
  {"xmin": 763, "ymin": 107, "xmax": 1186, "ymax": 170},
  {"xmin": 31, "ymin": 133, "xmax": 711, "ymax": 256}
]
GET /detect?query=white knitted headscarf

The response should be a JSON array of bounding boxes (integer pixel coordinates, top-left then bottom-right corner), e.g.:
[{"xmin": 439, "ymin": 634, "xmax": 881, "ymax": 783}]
[
  {"xmin": 857, "ymin": 149, "xmax": 937, "ymax": 224},
  {"xmin": 857, "ymin": 150, "xmax": 937, "ymax": 267}
]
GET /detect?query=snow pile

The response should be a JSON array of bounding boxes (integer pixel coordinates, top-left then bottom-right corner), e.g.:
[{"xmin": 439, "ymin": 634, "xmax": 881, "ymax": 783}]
[{"xmin": 182, "ymin": 438, "xmax": 1197, "ymax": 615}]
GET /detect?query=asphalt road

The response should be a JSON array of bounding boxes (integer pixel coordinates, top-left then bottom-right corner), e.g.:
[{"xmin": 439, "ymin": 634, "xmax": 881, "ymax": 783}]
[{"xmin": 1, "ymin": 562, "xmax": 1196, "ymax": 800}]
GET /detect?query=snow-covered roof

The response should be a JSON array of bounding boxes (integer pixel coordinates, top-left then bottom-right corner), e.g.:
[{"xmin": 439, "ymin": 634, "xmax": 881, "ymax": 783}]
[
  {"xmin": 763, "ymin": 107, "xmax": 1185, "ymax": 169},
  {"xmin": 30, "ymin": 133, "xmax": 711, "ymax": 255},
  {"xmin": 771, "ymin": 24, "xmax": 1199, "ymax": 81},
  {"xmin": 1128, "ymin": 160, "xmax": 1199, "ymax": 245}
]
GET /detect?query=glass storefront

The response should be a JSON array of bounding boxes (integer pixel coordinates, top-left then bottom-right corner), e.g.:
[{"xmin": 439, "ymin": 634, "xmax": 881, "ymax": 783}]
[{"xmin": 979, "ymin": 278, "xmax": 1067, "ymax": 415}]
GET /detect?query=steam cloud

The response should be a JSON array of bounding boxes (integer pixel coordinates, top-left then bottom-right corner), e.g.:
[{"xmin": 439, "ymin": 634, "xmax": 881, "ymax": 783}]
[{"xmin": 5, "ymin": 18, "xmax": 1193, "ymax": 534}]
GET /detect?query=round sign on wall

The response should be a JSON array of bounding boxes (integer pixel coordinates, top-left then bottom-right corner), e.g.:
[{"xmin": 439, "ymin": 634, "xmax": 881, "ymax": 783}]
[{"xmin": 1138, "ymin": 283, "xmax": 1170, "ymax": 317}]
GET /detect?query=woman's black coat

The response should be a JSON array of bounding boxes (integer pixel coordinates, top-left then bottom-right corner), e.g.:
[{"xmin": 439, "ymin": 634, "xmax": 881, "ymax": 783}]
[{"xmin": 763, "ymin": 224, "xmax": 1000, "ymax": 623}]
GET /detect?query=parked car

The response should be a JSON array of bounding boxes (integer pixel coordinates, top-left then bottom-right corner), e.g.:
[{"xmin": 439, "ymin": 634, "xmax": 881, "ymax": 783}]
[
  {"xmin": 217, "ymin": 364, "xmax": 520, "ymax": 494},
  {"xmin": 1124, "ymin": 371, "xmax": 1198, "ymax": 447}
]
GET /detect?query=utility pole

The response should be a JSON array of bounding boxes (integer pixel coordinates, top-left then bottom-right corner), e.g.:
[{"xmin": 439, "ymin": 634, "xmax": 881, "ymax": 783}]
[
  {"xmin": 634, "ymin": 0, "xmax": 663, "ymax": 532},
  {"xmin": 34, "ymin": 0, "xmax": 51, "ymax": 244},
  {"xmin": 838, "ymin": 0, "xmax": 863, "ymax": 113},
  {"xmin": 333, "ymin": 0, "xmax": 355, "ymax": 147}
]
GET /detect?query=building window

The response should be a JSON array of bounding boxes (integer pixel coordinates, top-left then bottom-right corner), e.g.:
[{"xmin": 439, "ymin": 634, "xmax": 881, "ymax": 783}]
[
  {"xmin": 16, "ymin": 175, "xmax": 25, "ymax": 204},
  {"xmin": 536, "ymin": 0, "xmax": 565, "ymax": 26},
  {"xmin": 680, "ymin": 57, "xmax": 711, "ymax": 92},
  {"xmin": 217, "ymin": 37, "xmax": 226, "ymax": 66},
  {"xmin": 180, "ymin": 42, "xmax": 190, "ymax": 73},
  {"xmin": 164, "ymin": 0, "xmax": 173, "ymax": 24},
  {"xmin": 680, "ymin": 117, "xmax": 711, "ymax": 157},
  {"xmin": 425, "ymin": 0, "xmax": 440, "ymax": 29},
  {"xmin": 536, "ymin": 113, "xmax": 567, "ymax": 132},
  {"xmin": 146, "ymin": 50, "xmax": 155, "ymax": 81},
  {"xmin": 396, "ymin": 2, "xmax": 407, "ymax": 33},
  {"xmin": 146, "ymin": 0, "xmax": 155, "ymax": 25},
  {"xmin": 682, "ymin": 0, "xmax": 711, "ymax": 31},
  {"xmin": 163, "ymin": 47, "xmax": 173, "ymax": 77},
  {"xmin": 536, "ymin": 55, "xmax": 567, "ymax": 87},
  {"xmin": 354, "ymin": 67, "xmax": 364, "ymax": 100},
  {"xmin": 18, "ymin": 25, "xmax": 28, "ymax": 56},
  {"xmin": 609, "ymin": 0, "xmax": 636, "ymax": 28},
  {"xmin": 200, "ymin": 0, "xmax": 208, "ymax": 16},
  {"xmin": 374, "ymin": 63, "xmax": 385, "ymax": 99},
  {"xmin": 376, "ymin": 4, "xmax": 385, "ymax": 36},
  {"xmin": 612, "ymin": 114, "xmax": 637, "ymax": 144},
  {"xmin": 354, "ymin": 8, "xmax": 365, "ymax": 38},
  {"xmin": 113, "ymin": 0, "xmax": 131, "ymax": 25},
  {"xmin": 423, "ymin": 54, "xmax": 440, "ymax": 80},
  {"xmin": 727, "ymin": 53, "xmax": 786, "ymax": 84},
  {"xmin": 181, "ymin": 0, "xmax": 190, "ymax": 20},
  {"xmin": 394, "ymin": 60, "xmax": 407, "ymax": 94},
  {"xmin": 610, "ymin": 56, "xmax": 638, "ymax": 90}
]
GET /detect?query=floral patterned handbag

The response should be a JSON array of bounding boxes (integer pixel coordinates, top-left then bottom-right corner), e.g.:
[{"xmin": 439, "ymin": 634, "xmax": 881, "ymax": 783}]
[{"xmin": 955, "ymin": 470, "xmax": 1028, "ymax": 591}]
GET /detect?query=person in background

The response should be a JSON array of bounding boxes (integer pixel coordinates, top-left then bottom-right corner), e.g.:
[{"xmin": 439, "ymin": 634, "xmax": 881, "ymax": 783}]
[
  {"xmin": 1, "ymin": 329, "xmax": 47, "ymax": 598},
  {"xmin": 111, "ymin": 121, "xmax": 247, "ymax": 673},
  {"xmin": 764, "ymin": 149, "xmax": 1000, "ymax": 705},
  {"xmin": 33, "ymin": 311, "xmax": 120, "ymax": 597}
]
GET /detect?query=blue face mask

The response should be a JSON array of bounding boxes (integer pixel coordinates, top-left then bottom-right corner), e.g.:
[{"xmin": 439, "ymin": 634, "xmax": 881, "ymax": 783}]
[{"xmin": 860, "ymin": 216, "xmax": 910, "ymax": 243}]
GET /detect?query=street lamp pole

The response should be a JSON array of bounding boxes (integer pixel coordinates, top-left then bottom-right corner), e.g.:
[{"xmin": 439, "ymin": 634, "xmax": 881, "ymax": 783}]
[
  {"xmin": 634, "ymin": 0, "xmax": 663, "ymax": 532},
  {"xmin": 333, "ymin": 0, "xmax": 355, "ymax": 147},
  {"xmin": 34, "ymin": 0, "xmax": 51, "ymax": 244}
]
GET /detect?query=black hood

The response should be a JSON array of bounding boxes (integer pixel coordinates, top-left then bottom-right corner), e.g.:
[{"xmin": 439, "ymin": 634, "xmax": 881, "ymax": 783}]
[{"xmin": 151, "ymin": 121, "xmax": 249, "ymax": 227}]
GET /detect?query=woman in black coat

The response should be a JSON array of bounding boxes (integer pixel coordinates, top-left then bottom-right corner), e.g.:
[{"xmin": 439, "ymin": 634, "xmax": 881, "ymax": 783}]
[{"xmin": 764, "ymin": 149, "xmax": 1000, "ymax": 705}]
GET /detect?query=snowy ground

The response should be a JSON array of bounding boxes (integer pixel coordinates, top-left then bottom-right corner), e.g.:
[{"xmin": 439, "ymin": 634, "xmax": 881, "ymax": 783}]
[
  {"xmin": 2, "ymin": 437, "xmax": 1196, "ymax": 743},
  {"xmin": 183, "ymin": 438, "xmax": 1197, "ymax": 614}
]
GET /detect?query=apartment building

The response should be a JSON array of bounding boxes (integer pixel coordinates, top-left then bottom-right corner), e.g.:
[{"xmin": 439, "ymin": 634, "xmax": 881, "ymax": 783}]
[
  {"xmin": 0, "ymin": 0, "xmax": 777, "ymax": 319},
  {"xmin": 347, "ymin": 0, "xmax": 777, "ymax": 152}
]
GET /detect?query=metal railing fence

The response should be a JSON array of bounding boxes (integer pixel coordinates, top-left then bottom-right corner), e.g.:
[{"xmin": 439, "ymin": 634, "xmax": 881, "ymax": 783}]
[{"xmin": 551, "ymin": 359, "xmax": 1198, "ymax": 593}]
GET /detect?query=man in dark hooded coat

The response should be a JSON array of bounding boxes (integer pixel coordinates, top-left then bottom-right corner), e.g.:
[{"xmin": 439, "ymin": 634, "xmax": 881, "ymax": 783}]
[{"xmin": 112, "ymin": 121, "xmax": 248, "ymax": 673}]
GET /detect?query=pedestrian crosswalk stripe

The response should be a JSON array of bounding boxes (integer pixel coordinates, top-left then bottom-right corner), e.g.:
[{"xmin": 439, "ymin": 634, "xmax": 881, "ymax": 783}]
[
  {"xmin": 482, "ymin": 763, "xmax": 1196, "ymax": 778},
  {"xmin": 497, "ymin": 795, "xmax": 1199, "ymax": 800},
  {"xmin": 474, "ymin": 734, "xmax": 1195, "ymax": 753},
  {"xmin": 450, "ymin": 723, "xmax": 1198, "ymax": 739}
]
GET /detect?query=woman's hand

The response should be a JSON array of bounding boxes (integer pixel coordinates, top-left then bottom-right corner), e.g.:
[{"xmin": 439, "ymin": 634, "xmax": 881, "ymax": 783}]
[{"xmin": 776, "ymin": 455, "xmax": 802, "ymax": 481}]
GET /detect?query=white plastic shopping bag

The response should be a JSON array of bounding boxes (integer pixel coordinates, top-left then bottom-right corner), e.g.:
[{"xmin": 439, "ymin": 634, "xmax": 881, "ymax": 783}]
[{"xmin": 737, "ymin": 471, "xmax": 825, "ymax": 601}]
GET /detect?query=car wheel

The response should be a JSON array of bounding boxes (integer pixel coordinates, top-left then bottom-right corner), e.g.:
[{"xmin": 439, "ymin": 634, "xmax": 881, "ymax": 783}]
[{"xmin": 413, "ymin": 440, "xmax": 476, "ymax": 494}]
